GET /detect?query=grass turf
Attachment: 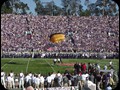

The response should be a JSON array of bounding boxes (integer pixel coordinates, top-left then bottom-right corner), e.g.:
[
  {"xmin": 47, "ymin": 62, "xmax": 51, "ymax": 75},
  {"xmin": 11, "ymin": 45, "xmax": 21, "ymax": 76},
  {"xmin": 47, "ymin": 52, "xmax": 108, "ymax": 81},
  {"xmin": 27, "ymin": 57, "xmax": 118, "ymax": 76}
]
[{"xmin": 1, "ymin": 58, "xmax": 119, "ymax": 75}]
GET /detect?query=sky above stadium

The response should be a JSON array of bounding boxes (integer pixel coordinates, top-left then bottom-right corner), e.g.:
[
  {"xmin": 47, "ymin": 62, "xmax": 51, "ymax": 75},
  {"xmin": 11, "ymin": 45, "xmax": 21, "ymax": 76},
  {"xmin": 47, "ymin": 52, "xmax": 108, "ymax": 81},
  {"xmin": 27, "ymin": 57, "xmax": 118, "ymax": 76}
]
[{"xmin": 20, "ymin": 0, "xmax": 96, "ymax": 15}]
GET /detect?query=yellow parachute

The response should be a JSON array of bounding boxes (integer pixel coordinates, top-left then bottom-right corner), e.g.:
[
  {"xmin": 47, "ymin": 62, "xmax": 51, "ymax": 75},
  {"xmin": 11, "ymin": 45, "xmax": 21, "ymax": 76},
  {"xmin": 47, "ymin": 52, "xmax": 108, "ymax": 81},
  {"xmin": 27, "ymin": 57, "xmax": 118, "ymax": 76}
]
[{"xmin": 50, "ymin": 33, "xmax": 65, "ymax": 43}]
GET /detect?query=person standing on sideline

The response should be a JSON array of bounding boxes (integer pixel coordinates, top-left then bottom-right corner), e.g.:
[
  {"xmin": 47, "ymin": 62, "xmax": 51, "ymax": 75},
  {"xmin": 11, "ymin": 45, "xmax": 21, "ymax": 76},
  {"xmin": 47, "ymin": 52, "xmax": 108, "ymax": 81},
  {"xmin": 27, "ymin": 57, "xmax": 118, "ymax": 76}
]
[
  {"xmin": 10, "ymin": 70, "xmax": 15, "ymax": 89},
  {"xmin": 40, "ymin": 74, "xmax": 45, "ymax": 89},
  {"xmin": 1, "ymin": 70, "xmax": 6, "ymax": 88},
  {"xmin": 46, "ymin": 73, "xmax": 52, "ymax": 87},
  {"xmin": 6, "ymin": 74, "xmax": 12, "ymax": 89},
  {"xmin": 19, "ymin": 71, "xmax": 24, "ymax": 89},
  {"xmin": 34, "ymin": 75, "xmax": 40, "ymax": 90}
]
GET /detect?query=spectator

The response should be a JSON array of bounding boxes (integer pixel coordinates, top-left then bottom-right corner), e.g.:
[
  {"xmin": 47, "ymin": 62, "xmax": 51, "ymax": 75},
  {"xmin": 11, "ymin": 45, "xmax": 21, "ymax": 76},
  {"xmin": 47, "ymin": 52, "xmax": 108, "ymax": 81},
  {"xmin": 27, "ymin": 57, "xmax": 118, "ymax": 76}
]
[
  {"xmin": 106, "ymin": 83, "xmax": 112, "ymax": 90},
  {"xmin": 96, "ymin": 72, "xmax": 102, "ymax": 90}
]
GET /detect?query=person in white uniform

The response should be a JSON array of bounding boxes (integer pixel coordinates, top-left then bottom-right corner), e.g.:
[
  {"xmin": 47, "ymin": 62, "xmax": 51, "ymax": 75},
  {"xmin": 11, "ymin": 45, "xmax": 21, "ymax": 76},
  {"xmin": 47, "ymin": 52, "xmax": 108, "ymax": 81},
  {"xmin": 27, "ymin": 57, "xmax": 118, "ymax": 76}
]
[
  {"xmin": 10, "ymin": 70, "xmax": 15, "ymax": 88},
  {"xmin": 40, "ymin": 74, "xmax": 45, "ymax": 89},
  {"xmin": 46, "ymin": 73, "xmax": 52, "ymax": 87},
  {"xmin": 25, "ymin": 73, "xmax": 31, "ymax": 88},
  {"xmin": 53, "ymin": 58, "xmax": 57, "ymax": 65},
  {"xmin": 19, "ymin": 71, "xmax": 24, "ymax": 89},
  {"xmin": 6, "ymin": 74, "xmax": 12, "ymax": 89},
  {"xmin": 1, "ymin": 70, "xmax": 6, "ymax": 88},
  {"xmin": 35, "ymin": 75, "xmax": 40, "ymax": 90}
]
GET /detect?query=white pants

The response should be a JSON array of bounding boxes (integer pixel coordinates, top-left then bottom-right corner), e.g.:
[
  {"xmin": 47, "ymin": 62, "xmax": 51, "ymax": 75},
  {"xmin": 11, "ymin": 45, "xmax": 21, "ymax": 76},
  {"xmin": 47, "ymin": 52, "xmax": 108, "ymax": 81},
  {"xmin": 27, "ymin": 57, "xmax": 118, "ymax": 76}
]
[
  {"xmin": 1, "ymin": 77, "xmax": 6, "ymax": 88},
  {"xmin": 11, "ymin": 78, "xmax": 15, "ymax": 88},
  {"xmin": 19, "ymin": 78, "xmax": 24, "ymax": 89}
]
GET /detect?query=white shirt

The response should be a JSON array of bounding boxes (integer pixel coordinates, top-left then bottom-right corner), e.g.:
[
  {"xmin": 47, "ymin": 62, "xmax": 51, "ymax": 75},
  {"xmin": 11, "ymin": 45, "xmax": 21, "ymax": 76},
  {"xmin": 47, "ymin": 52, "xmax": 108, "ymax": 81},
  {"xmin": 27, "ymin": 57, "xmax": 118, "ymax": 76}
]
[
  {"xmin": 54, "ymin": 59, "xmax": 57, "ymax": 62},
  {"xmin": 41, "ymin": 53, "xmax": 45, "ymax": 58},
  {"xmin": 20, "ymin": 73, "xmax": 24, "ymax": 79},
  {"xmin": 10, "ymin": 72, "xmax": 14, "ymax": 78},
  {"xmin": 7, "ymin": 76, "xmax": 12, "ymax": 83},
  {"xmin": 82, "ymin": 74, "xmax": 87, "ymax": 81},
  {"xmin": 25, "ymin": 75, "xmax": 31, "ymax": 82},
  {"xmin": 51, "ymin": 74, "xmax": 56, "ymax": 80},
  {"xmin": 46, "ymin": 76, "xmax": 52, "ymax": 83},
  {"xmin": 106, "ymin": 86, "xmax": 112, "ymax": 90},
  {"xmin": 58, "ymin": 58, "xmax": 60, "ymax": 61},
  {"xmin": 29, "ymin": 73, "xmax": 32, "ymax": 78},
  {"xmin": 35, "ymin": 77, "xmax": 40, "ymax": 85},
  {"xmin": 1, "ymin": 72, "xmax": 5, "ymax": 77},
  {"xmin": 40, "ymin": 76, "xmax": 44, "ymax": 84},
  {"xmin": 109, "ymin": 61, "xmax": 112, "ymax": 65},
  {"xmin": 57, "ymin": 73, "xmax": 61, "ymax": 77},
  {"xmin": 32, "ymin": 76, "xmax": 36, "ymax": 83},
  {"xmin": 104, "ymin": 66, "xmax": 107, "ymax": 70},
  {"xmin": 85, "ymin": 73, "xmax": 89, "ymax": 78},
  {"xmin": 97, "ymin": 65, "xmax": 100, "ymax": 70}
]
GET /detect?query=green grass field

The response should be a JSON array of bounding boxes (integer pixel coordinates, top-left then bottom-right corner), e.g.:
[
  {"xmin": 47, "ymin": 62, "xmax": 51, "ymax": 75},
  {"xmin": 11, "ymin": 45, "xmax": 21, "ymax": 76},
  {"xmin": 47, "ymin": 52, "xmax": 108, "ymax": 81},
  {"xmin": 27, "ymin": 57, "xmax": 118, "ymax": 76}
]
[{"xmin": 1, "ymin": 58, "xmax": 119, "ymax": 75}]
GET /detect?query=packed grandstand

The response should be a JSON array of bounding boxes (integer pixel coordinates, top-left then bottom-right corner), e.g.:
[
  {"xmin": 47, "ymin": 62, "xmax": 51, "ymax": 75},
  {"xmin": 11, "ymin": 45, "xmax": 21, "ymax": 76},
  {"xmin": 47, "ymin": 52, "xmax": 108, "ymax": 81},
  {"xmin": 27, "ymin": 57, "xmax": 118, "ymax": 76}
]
[{"xmin": 1, "ymin": 14, "xmax": 119, "ymax": 59}]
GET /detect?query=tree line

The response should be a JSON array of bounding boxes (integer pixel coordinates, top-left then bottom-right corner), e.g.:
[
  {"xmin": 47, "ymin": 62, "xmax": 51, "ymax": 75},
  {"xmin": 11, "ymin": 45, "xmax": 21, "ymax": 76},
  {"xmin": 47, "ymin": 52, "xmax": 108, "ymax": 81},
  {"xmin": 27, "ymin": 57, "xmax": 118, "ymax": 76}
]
[{"xmin": 1, "ymin": 0, "xmax": 119, "ymax": 16}]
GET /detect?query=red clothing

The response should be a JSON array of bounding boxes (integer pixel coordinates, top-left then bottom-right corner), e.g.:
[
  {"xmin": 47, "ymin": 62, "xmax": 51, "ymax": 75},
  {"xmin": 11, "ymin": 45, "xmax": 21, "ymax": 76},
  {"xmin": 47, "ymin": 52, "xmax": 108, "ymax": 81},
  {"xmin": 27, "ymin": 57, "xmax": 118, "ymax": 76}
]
[{"xmin": 83, "ymin": 64, "xmax": 86, "ymax": 71}]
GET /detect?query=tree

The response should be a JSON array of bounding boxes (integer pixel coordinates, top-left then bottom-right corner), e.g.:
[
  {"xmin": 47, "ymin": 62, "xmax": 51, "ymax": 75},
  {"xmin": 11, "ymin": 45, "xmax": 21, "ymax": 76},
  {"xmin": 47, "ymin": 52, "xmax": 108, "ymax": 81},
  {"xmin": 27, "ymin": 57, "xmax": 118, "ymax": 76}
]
[
  {"xmin": 34, "ymin": 0, "xmax": 44, "ymax": 15},
  {"xmin": 1, "ymin": 0, "xmax": 13, "ymax": 14},
  {"xmin": 34, "ymin": 0, "xmax": 62, "ymax": 16},
  {"xmin": 1, "ymin": 0, "xmax": 30, "ymax": 14},
  {"xmin": 87, "ymin": 0, "xmax": 119, "ymax": 16},
  {"xmin": 61, "ymin": 0, "xmax": 83, "ymax": 16}
]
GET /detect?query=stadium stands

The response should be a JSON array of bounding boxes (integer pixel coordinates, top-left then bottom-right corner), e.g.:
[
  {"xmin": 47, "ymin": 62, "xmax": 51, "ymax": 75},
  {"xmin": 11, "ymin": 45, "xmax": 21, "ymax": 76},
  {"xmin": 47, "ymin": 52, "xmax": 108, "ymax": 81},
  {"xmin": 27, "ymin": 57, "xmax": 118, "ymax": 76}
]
[{"xmin": 1, "ymin": 14, "xmax": 119, "ymax": 53}]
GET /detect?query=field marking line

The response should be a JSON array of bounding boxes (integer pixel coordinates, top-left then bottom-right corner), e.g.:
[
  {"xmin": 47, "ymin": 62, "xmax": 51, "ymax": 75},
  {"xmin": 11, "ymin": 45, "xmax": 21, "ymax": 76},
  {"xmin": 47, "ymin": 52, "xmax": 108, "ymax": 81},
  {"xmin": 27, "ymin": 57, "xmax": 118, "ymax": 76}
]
[
  {"xmin": 1, "ymin": 58, "xmax": 15, "ymax": 69},
  {"xmin": 44, "ymin": 59, "xmax": 56, "ymax": 72},
  {"xmin": 26, "ymin": 58, "xmax": 31, "ymax": 73}
]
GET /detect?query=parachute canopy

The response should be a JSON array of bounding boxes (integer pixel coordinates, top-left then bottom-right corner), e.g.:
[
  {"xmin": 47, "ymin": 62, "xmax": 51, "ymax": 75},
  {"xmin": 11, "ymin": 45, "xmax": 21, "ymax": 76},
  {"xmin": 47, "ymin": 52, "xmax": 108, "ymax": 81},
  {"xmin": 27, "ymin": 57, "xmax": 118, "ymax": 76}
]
[{"xmin": 50, "ymin": 33, "xmax": 65, "ymax": 43}]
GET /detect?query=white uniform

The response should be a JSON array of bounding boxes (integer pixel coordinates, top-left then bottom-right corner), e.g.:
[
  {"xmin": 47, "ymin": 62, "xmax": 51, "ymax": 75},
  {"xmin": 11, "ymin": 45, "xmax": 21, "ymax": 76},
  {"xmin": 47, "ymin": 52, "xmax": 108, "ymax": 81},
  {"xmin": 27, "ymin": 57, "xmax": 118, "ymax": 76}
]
[
  {"xmin": 54, "ymin": 59, "xmax": 57, "ymax": 62},
  {"xmin": 35, "ymin": 77, "xmax": 40, "ymax": 89},
  {"xmin": 109, "ymin": 61, "xmax": 112, "ymax": 65},
  {"xmin": 82, "ymin": 74, "xmax": 87, "ymax": 81},
  {"xmin": 19, "ymin": 72, "xmax": 24, "ymax": 89},
  {"xmin": 6, "ymin": 76, "xmax": 12, "ymax": 89},
  {"xmin": 40, "ymin": 76, "xmax": 44, "ymax": 84},
  {"xmin": 104, "ymin": 65, "xmax": 107, "ymax": 70},
  {"xmin": 58, "ymin": 58, "xmax": 60, "ymax": 62},
  {"xmin": 31, "ymin": 75, "xmax": 36, "ymax": 85},
  {"xmin": 25, "ymin": 75, "xmax": 31, "ymax": 83},
  {"xmin": 1, "ymin": 71, "xmax": 6, "ymax": 88},
  {"xmin": 51, "ymin": 73, "xmax": 56, "ymax": 80},
  {"xmin": 10, "ymin": 72, "xmax": 15, "ymax": 88},
  {"xmin": 46, "ymin": 76, "xmax": 52, "ymax": 84},
  {"xmin": 41, "ymin": 53, "xmax": 45, "ymax": 58}
]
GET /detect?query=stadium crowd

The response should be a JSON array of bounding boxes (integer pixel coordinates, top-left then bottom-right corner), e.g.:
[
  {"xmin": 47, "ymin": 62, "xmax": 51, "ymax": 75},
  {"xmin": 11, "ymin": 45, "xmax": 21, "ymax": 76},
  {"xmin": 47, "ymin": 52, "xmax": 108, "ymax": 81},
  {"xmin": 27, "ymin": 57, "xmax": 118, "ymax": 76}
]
[
  {"xmin": 1, "ymin": 60, "xmax": 118, "ymax": 90},
  {"xmin": 1, "ymin": 14, "xmax": 119, "ymax": 53}
]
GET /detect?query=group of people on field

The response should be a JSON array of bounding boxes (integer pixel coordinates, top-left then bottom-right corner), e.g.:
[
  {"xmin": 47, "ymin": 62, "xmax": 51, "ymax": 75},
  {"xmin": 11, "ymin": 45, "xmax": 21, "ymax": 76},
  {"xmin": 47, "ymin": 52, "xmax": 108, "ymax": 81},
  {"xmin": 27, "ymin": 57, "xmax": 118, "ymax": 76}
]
[{"xmin": 1, "ymin": 60, "xmax": 118, "ymax": 90}]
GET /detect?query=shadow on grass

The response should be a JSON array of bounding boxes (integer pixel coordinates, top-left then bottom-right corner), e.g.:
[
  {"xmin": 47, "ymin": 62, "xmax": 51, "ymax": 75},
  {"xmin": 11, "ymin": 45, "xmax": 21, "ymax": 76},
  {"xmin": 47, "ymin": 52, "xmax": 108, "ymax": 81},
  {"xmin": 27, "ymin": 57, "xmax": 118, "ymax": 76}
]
[{"xmin": 7, "ymin": 62, "xmax": 24, "ymax": 65}]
